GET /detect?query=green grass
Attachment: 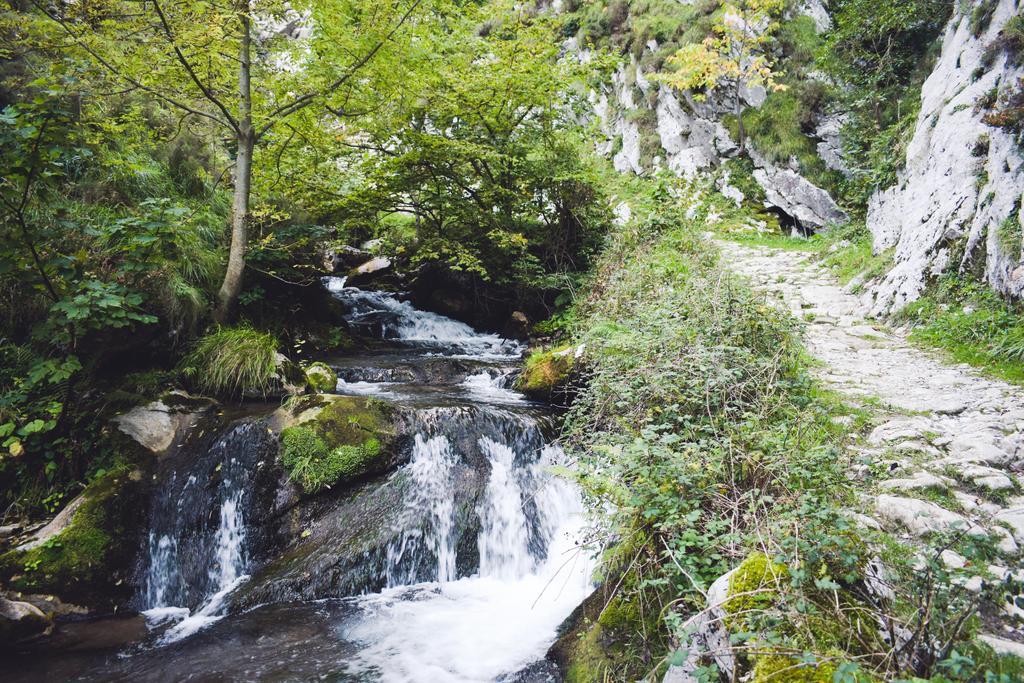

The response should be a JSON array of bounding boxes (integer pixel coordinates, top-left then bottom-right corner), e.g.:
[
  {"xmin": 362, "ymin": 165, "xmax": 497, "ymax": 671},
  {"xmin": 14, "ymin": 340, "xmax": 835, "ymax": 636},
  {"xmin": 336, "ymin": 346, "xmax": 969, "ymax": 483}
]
[
  {"xmin": 181, "ymin": 325, "xmax": 279, "ymax": 398},
  {"xmin": 897, "ymin": 277, "xmax": 1024, "ymax": 385}
]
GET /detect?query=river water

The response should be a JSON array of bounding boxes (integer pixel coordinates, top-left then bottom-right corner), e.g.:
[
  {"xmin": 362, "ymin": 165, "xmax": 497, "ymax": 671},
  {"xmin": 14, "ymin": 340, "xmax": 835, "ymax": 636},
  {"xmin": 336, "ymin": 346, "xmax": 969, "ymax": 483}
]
[{"xmin": 7, "ymin": 279, "xmax": 593, "ymax": 682}]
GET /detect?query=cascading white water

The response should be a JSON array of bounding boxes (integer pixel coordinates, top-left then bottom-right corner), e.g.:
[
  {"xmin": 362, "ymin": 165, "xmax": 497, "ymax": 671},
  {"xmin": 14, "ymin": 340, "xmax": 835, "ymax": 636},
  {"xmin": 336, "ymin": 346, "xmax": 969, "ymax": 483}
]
[
  {"xmin": 477, "ymin": 437, "xmax": 534, "ymax": 580},
  {"xmin": 386, "ymin": 434, "xmax": 459, "ymax": 585},
  {"xmin": 324, "ymin": 276, "xmax": 522, "ymax": 359},
  {"xmin": 141, "ymin": 441, "xmax": 254, "ymax": 644},
  {"xmin": 342, "ymin": 439, "xmax": 592, "ymax": 682}
]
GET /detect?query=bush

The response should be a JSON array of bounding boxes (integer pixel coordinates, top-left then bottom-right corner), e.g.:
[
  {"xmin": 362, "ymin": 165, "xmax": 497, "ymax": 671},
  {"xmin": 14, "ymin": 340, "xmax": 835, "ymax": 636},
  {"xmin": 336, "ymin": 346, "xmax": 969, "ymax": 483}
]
[{"xmin": 182, "ymin": 325, "xmax": 279, "ymax": 398}]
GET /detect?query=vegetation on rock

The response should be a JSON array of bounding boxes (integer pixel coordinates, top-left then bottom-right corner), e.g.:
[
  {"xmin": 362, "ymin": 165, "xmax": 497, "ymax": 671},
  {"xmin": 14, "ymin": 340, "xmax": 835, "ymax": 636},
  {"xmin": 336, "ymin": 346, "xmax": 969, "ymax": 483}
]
[
  {"xmin": 279, "ymin": 396, "xmax": 396, "ymax": 493},
  {"xmin": 181, "ymin": 326, "xmax": 281, "ymax": 399}
]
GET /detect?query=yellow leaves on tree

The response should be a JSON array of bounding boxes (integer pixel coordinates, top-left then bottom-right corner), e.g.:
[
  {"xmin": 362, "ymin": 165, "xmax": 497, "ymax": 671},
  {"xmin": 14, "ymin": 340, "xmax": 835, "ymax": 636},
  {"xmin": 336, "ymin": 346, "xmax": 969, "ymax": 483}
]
[{"xmin": 655, "ymin": 0, "xmax": 786, "ymax": 152}]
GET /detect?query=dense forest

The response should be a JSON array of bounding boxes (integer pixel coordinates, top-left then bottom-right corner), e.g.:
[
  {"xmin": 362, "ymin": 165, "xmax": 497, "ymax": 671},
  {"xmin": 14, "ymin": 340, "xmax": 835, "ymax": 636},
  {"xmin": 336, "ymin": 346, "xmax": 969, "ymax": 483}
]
[{"xmin": 1, "ymin": 0, "xmax": 1024, "ymax": 681}]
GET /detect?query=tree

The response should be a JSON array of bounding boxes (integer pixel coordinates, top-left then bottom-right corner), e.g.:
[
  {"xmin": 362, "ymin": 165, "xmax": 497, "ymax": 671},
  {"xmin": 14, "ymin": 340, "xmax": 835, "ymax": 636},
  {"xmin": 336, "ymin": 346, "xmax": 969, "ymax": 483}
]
[
  {"xmin": 655, "ymin": 0, "xmax": 785, "ymax": 153},
  {"xmin": 35, "ymin": 0, "xmax": 429, "ymax": 321},
  {"xmin": 321, "ymin": 7, "xmax": 609, "ymax": 297}
]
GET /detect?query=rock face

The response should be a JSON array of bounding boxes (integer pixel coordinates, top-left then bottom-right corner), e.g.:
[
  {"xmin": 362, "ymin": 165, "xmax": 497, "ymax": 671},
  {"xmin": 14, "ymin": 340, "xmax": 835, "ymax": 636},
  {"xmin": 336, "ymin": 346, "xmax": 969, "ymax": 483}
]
[
  {"xmin": 587, "ymin": 44, "xmax": 847, "ymax": 232},
  {"xmin": 750, "ymin": 149, "xmax": 849, "ymax": 230},
  {"xmin": 865, "ymin": 1, "xmax": 1024, "ymax": 313}
]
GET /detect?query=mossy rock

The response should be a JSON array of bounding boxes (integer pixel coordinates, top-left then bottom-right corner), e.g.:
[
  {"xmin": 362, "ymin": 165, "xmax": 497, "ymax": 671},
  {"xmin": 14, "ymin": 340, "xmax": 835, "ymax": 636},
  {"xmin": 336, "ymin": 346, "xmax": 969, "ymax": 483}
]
[
  {"xmin": 549, "ymin": 584, "xmax": 668, "ymax": 683},
  {"xmin": 278, "ymin": 396, "xmax": 400, "ymax": 494},
  {"xmin": 303, "ymin": 362, "xmax": 338, "ymax": 393},
  {"xmin": 752, "ymin": 653, "xmax": 838, "ymax": 682},
  {"xmin": 0, "ymin": 465, "xmax": 148, "ymax": 610},
  {"xmin": 724, "ymin": 552, "xmax": 788, "ymax": 617},
  {"xmin": 515, "ymin": 345, "xmax": 578, "ymax": 401}
]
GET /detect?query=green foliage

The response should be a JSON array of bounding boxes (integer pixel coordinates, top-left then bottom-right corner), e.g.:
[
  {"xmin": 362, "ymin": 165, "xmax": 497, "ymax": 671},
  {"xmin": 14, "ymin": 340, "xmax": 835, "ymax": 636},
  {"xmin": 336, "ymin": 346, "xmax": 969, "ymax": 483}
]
[
  {"xmin": 280, "ymin": 425, "xmax": 382, "ymax": 493},
  {"xmin": 182, "ymin": 326, "xmax": 279, "ymax": 398},
  {"xmin": 821, "ymin": 0, "xmax": 952, "ymax": 205},
  {"xmin": 897, "ymin": 276, "xmax": 1024, "ymax": 384},
  {"xmin": 313, "ymin": 5, "xmax": 612, "ymax": 316},
  {"xmin": 556, "ymin": 176, "xmax": 861, "ymax": 679}
]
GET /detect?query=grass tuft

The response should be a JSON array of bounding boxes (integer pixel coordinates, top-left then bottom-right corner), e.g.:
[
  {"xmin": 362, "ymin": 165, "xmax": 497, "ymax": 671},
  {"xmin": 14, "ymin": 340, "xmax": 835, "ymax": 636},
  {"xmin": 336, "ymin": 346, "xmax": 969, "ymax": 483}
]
[{"xmin": 182, "ymin": 325, "xmax": 279, "ymax": 398}]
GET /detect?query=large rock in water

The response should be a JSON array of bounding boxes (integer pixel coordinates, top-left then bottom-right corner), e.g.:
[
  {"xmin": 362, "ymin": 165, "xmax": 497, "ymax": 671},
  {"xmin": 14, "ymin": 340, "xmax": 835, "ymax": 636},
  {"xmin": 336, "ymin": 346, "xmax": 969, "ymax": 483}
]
[
  {"xmin": 0, "ymin": 596, "xmax": 51, "ymax": 643},
  {"xmin": 865, "ymin": 1, "xmax": 1024, "ymax": 313}
]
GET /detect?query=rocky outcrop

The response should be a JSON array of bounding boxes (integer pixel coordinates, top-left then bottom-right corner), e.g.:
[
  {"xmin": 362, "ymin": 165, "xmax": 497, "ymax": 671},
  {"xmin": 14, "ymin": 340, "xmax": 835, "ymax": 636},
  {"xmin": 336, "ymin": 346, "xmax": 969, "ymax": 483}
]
[
  {"xmin": 588, "ymin": 46, "xmax": 847, "ymax": 233},
  {"xmin": 0, "ymin": 466, "xmax": 149, "ymax": 611},
  {"xmin": 865, "ymin": 1, "xmax": 1024, "ymax": 313},
  {"xmin": 749, "ymin": 149, "xmax": 850, "ymax": 230}
]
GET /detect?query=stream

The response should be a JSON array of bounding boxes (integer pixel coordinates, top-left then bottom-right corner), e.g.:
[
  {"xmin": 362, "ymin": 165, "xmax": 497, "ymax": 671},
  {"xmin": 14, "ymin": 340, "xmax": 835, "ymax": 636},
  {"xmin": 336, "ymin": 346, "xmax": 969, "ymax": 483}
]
[{"xmin": 7, "ymin": 278, "xmax": 593, "ymax": 682}]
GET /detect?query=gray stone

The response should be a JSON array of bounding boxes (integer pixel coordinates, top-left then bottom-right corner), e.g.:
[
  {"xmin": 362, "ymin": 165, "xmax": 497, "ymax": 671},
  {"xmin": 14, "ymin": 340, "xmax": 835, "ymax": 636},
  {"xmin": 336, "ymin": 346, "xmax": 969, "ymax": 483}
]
[
  {"xmin": 751, "ymin": 161, "xmax": 849, "ymax": 230},
  {"xmin": 113, "ymin": 401, "xmax": 176, "ymax": 453},
  {"xmin": 866, "ymin": 3, "xmax": 1024, "ymax": 312},
  {"xmin": 874, "ymin": 494, "xmax": 977, "ymax": 536},
  {"xmin": 0, "ymin": 596, "xmax": 51, "ymax": 642},
  {"xmin": 878, "ymin": 471, "xmax": 949, "ymax": 492},
  {"xmin": 978, "ymin": 634, "xmax": 1024, "ymax": 658}
]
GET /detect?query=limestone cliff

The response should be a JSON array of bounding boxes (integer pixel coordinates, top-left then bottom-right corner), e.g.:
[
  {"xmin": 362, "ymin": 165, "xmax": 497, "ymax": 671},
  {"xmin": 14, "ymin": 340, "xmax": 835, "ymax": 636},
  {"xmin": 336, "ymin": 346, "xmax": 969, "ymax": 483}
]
[{"xmin": 866, "ymin": 0, "xmax": 1024, "ymax": 313}]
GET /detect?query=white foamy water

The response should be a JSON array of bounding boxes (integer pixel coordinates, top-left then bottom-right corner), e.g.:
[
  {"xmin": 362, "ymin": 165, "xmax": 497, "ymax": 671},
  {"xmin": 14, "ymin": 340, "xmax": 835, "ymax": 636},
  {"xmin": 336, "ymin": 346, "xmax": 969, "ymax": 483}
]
[
  {"xmin": 344, "ymin": 432, "xmax": 593, "ymax": 682},
  {"xmin": 461, "ymin": 371, "xmax": 527, "ymax": 405},
  {"xmin": 386, "ymin": 434, "xmax": 460, "ymax": 585},
  {"xmin": 324, "ymin": 277, "xmax": 523, "ymax": 359},
  {"xmin": 335, "ymin": 378, "xmax": 397, "ymax": 398},
  {"xmin": 343, "ymin": 511, "xmax": 593, "ymax": 682},
  {"xmin": 477, "ymin": 437, "xmax": 534, "ymax": 580}
]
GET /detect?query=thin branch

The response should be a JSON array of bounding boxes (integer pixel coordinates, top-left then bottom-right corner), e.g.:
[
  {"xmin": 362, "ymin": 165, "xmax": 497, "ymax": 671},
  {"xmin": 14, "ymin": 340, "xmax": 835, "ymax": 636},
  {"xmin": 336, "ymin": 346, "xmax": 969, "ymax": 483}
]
[{"xmin": 256, "ymin": 0, "xmax": 424, "ymax": 138}]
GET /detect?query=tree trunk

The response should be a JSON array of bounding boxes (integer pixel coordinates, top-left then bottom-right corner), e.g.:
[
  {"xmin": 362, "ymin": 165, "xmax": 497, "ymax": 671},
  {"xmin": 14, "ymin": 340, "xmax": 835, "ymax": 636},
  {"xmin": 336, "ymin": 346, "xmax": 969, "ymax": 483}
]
[
  {"xmin": 214, "ymin": 9, "xmax": 253, "ymax": 324},
  {"xmin": 735, "ymin": 79, "xmax": 745, "ymax": 154}
]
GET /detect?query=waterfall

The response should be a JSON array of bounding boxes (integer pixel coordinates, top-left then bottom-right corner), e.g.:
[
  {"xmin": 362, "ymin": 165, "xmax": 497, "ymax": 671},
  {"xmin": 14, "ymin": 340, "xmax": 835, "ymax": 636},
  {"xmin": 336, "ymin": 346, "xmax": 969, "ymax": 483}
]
[
  {"xmin": 323, "ymin": 276, "xmax": 522, "ymax": 359},
  {"xmin": 477, "ymin": 437, "xmax": 534, "ymax": 580},
  {"xmin": 385, "ymin": 433, "xmax": 459, "ymax": 585},
  {"xmin": 82, "ymin": 283, "xmax": 595, "ymax": 681},
  {"xmin": 139, "ymin": 422, "xmax": 273, "ymax": 643}
]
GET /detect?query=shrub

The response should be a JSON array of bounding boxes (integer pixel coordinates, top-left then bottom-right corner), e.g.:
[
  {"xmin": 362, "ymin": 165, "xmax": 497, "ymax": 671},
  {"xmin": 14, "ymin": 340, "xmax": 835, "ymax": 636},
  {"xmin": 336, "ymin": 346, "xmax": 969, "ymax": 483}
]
[{"xmin": 182, "ymin": 325, "xmax": 279, "ymax": 398}]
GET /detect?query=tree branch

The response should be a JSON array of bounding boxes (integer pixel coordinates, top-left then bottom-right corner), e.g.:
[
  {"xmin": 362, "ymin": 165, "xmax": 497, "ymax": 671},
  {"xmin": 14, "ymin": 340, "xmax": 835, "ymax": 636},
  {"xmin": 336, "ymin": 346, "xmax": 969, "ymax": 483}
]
[
  {"xmin": 150, "ymin": 0, "xmax": 241, "ymax": 134},
  {"xmin": 255, "ymin": 0, "xmax": 424, "ymax": 139}
]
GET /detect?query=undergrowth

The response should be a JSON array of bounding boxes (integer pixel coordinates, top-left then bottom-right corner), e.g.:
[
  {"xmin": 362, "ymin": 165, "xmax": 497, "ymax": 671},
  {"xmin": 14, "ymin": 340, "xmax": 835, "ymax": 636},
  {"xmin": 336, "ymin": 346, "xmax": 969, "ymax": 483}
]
[
  {"xmin": 553, "ymin": 175, "xmax": 1018, "ymax": 681},
  {"xmin": 897, "ymin": 277, "xmax": 1024, "ymax": 384},
  {"xmin": 181, "ymin": 325, "xmax": 279, "ymax": 398}
]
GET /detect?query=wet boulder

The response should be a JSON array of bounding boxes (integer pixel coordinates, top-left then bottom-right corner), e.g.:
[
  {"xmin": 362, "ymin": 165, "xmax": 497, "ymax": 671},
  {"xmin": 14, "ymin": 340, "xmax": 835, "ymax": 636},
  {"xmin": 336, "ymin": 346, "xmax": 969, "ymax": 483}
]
[
  {"xmin": 347, "ymin": 256, "xmax": 394, "ymax": 288},
  {"xmin": 231, "ymin": 462, "xmax": 486, "ymax": 609},
  {"xmin": 0, "ymin": 466, "xmax": 148, "ymax": 611},
  {"xmin": 0, "ymin": 596, "xmax": 51, "ymax": 644},
  {"xmin": 275, "ymin": 395, "xmax": 409, "ymax": 495}
]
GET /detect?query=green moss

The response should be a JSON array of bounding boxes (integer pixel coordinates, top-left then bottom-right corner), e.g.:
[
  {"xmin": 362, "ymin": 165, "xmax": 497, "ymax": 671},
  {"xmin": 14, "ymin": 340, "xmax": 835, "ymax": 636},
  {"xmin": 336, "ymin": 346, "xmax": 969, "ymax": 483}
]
[
  {"xmin": 279, "ymin": 396, "xmax": 395, "ymax": 493},
  {"xmin": 725, "ymin": 552, "xmax": 788, "ymax": 617},
  {"xmin": 0, "ymin": 465, "xmax": 144, "ymax": 604},
  {"xmin": 303, "ymin": 361, "xmax": 338, "ymax": 393},
  {"xmin": 752, "ymin": 653, "xmax": 838, "ymax": 682},
  {"xmin": 515, "ymin": 346, "xmax": 576, "ymax": 399}
]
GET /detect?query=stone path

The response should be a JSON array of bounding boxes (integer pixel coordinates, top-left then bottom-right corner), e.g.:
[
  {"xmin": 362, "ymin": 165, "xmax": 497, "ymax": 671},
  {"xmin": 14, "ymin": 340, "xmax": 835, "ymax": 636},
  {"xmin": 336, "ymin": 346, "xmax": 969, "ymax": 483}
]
[{"xmin": 718, "ymin": 240, "xmax": 1024, "ymax": 649}]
